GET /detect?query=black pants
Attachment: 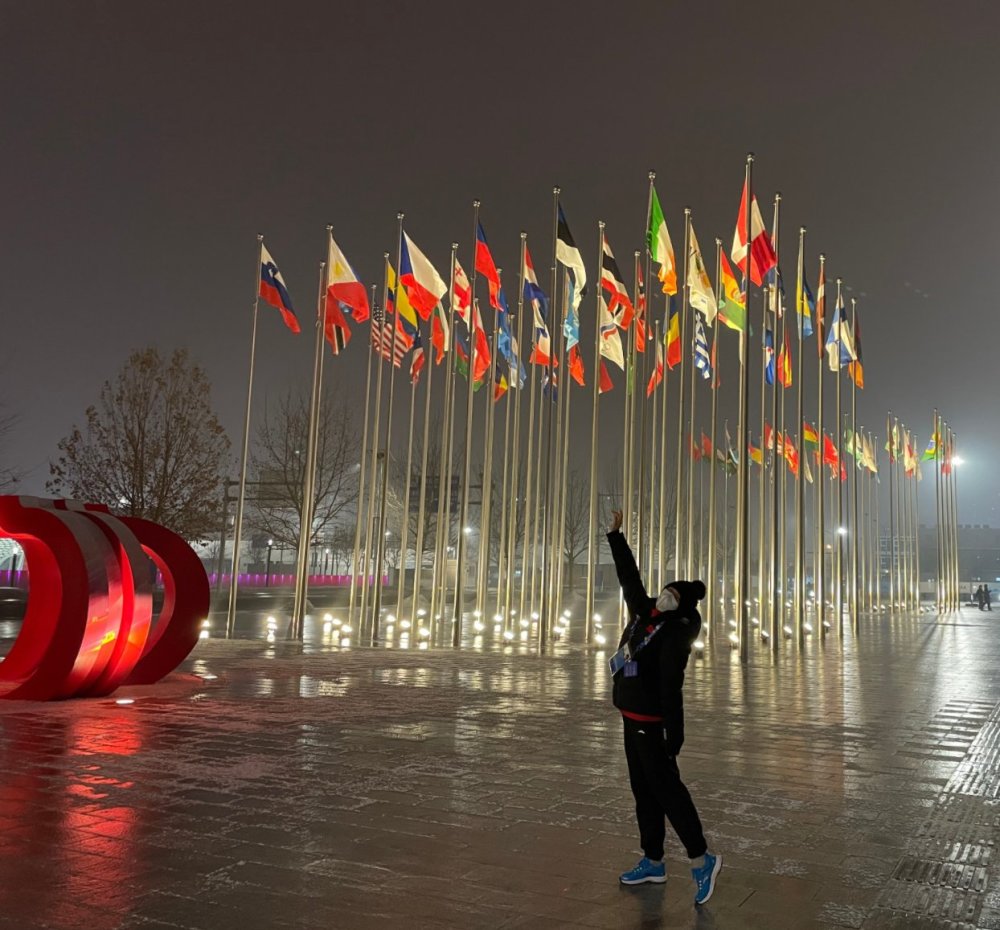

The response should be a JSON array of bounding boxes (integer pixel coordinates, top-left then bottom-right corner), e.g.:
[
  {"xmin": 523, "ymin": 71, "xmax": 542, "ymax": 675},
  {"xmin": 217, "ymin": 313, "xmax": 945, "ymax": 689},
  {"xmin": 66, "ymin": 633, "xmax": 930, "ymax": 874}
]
[{"xmin": 623, "ymin": 716, "xmax": 707, "ymax": 861}]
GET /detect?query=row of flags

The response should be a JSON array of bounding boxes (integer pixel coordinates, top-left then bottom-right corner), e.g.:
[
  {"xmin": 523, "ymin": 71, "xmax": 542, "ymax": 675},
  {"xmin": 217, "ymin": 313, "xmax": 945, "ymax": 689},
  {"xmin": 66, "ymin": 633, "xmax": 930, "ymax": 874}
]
[{"xmin": 254, "ymin": 174, "xmax": 866, "ymax": 402}]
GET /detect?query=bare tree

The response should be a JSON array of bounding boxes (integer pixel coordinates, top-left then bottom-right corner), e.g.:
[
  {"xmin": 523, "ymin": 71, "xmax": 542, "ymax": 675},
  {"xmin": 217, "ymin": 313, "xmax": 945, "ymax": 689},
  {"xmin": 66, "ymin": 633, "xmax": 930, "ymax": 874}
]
[
  {"xmin": 0, "ymin": 406, "xmax": 20, "ymax": 491},
  {"xmin": 248, "ymin": 387, "xmax": 359, "ymax": 549},
  {"xmin": 48, "ymin": 348, "xmax": 230, "ymax": 540},
  {"xmin": 562, "ymin": 467, "xmax": 590, "ymax": 590}
]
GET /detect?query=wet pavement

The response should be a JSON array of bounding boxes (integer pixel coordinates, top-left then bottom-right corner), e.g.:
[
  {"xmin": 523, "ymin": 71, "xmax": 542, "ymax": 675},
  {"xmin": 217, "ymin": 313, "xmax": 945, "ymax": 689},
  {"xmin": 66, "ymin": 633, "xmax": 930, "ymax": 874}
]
[{"xmin": 2, "ymin": 608, "xmax": 1000, "ymax": 929}]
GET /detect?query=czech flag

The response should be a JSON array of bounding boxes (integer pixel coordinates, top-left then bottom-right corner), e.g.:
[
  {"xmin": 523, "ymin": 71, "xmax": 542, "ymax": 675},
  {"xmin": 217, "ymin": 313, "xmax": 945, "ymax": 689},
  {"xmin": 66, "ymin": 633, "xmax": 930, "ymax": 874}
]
[
  {"xmin": 401, "ymin": 233, "xmax": 447, "ymax": 320},
  {"xmin": 259, "ymin": 243, "xmax": 299, "ymax": 333}
]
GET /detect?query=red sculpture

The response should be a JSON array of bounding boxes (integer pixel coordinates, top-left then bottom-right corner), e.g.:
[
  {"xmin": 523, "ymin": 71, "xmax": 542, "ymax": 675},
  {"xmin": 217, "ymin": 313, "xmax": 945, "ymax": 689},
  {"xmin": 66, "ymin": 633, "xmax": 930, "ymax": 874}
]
[{"xmin": 0, "ymin": 496, "xmax": 208, "ymax": 700}]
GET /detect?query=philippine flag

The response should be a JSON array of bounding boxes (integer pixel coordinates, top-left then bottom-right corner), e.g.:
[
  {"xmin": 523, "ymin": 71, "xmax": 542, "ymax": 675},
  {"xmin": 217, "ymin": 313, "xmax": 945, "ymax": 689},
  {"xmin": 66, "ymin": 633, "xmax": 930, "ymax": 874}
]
[
  {"xmin": 259, "ymin": 243, "xmax": 300, "ymax": 333},
  {"xmin": 400, "ymin": 233, "xmax": 448, "ymax": 320}
]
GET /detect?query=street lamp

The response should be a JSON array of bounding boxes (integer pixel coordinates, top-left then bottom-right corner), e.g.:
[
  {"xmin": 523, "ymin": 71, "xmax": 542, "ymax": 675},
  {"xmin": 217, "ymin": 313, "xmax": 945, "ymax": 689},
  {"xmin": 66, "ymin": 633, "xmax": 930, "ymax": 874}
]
[{"xmin": 265, "ymin": 539, "xmax": 274, "ymax": 586}]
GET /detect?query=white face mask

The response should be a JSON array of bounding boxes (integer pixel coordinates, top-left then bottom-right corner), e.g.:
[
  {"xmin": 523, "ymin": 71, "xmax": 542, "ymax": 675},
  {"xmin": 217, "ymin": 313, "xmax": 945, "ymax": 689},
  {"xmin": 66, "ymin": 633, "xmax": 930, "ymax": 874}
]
[{"xmin": 656, "ymin": 588, "xmax": 679, "ymax": 613}]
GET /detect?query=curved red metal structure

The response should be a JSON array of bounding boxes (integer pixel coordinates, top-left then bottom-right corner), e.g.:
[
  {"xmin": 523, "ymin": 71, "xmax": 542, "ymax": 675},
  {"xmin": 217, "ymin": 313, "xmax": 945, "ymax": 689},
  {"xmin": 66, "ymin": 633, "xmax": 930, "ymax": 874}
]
[{"xmin": 0, "ymin": 496, "xmax": 208, "ymax": 700}]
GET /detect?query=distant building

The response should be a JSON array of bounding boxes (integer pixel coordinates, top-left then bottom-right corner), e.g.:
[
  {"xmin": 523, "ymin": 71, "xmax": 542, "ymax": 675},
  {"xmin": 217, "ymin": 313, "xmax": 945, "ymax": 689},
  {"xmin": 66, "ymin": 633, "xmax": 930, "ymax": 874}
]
[{"xmin": 917, "ymin": 524, "xmax": 1000, "ymax": 583}]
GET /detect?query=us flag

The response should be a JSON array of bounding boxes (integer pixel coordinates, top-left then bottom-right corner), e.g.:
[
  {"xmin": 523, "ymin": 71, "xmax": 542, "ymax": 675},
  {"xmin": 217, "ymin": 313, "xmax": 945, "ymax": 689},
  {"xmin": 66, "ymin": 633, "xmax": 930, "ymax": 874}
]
[{"xmin": 371, "ymin": 301, "xmax": 410, "ymax": 367}]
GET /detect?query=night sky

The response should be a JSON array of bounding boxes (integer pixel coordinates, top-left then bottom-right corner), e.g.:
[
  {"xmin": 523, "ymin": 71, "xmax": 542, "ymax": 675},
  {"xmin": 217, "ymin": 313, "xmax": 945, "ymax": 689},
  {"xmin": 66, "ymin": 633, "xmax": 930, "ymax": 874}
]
[{"xmin": 3, "ymin": 1, "xmax": 998, "ymax": 525}]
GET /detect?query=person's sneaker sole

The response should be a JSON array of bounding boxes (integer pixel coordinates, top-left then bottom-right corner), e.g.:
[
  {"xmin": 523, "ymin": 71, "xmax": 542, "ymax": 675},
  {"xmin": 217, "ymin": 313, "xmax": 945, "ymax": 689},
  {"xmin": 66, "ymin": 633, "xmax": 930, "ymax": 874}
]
[
  {"xmin": 619, "ymin": 873, "xmax": 666, "ymax": 886},
  {"xmin": 695, "ymin": 854, "xmax": 722, "ymax": 904}
]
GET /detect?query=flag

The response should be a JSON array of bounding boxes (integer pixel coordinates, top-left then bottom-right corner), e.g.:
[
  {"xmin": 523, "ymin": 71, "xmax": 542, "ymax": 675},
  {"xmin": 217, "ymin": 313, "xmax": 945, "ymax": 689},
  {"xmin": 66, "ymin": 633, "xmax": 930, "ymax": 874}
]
[
  {"xmin": 731, "ymin": 179, "xmax": 777, "ymax": 286},
  {"xmin": 764, "ymin": 422, "xmax": 774, "ymax": 451},
  {"xmin": 647, "ymin": 185, "xmax": 677, "ymax": 295},
  {"xmin": 803, "ymin": 422, "xmax": 819, "ymax": 445},
  {"xmin": 454, "ymin": 329, "xmax": 486, "ymax": 390},
  {"xmin": 431, "ymin": 301, "xmax": 450, "ymax": 364},
  {"xmin": 849, "ymin": 308, "xmax": 864, "ymax": 388},
  {"xmin": 493, "ymin": 362, "xmax": 509, "ymax": 401},
  {"xmin": 452, "ymin": 259, "xmax": 473, "ymax": 328},
  {"xmin": 942, "ymin": 433, "xmax": 954, "ymax": 475},
  {"xmin": 259, "ymin": 243, "xmax": 299, "ymax": 333},
  {"xmin": 599, "ymin": 297, "xmax": 626, "ymax": 370},
  {"xmin": 598, "ymin": 360, "xmax": 614, "ymax": 395},
  {"xmin": 689, "ymin": 433, "xmax": 702, "ymax": 461},
  {"xmin": 687, "ymin": 226, "xmax": 716, "ymax": 324},
  {"xmin": 804, "ymin": 456, "xmax": 814, "ymax": 484},
  {"xmin": 409, "ymin": 330, "xmax": 426, "ymax": 384},
  {"xmin": 665, "ymin": 296, "xmax": 681, "ymax": 369},
  {"xmin": 775, "ymin": 431, "xmax": 785, "ymax": 456},
  {"xmin": 387, "ymin": 264, "xmax": 420, "ymax": 339},
  {"xmin": 635, "ymin": 262, "xmax": 648, "ymax": 351},
  {"xmin": 718, "ymin": 252, "xmax": 747, "ymax": 332},
  {"xmin": 766, "ymin": 264, "xmax": 785, "ymax": 316},
  {"xmin": 326, "ymin": 232, "xmax": 369, "ymax": 323},
  {"xmin": 371, "ymin": 300, "xmax": 410, "ymax": 367},
  {"xmin": 568, "ymin": 344, "xmax": 585, "ymax": 386},
  {"xmin": 400, "ymin": 233, "xmax": 447, "ymax": 320},
  {"xmin": 470, "ymin": 301, "xmax": 491, "ymax": 383},
  {"xmin": 324, "ymin": 297, "xmax": 351, "ymax": 355},
  {"xmin": 542, "ymin": 370, "xmax": 558, "ymax": 402},
  {"xmin": 825, "ymin": 291, "xmax": 857, "ymax": 371},
  {"xmin": 796, "ymin": 274, "xmax": 814, "ymax": 338},
  {"xmin": 475, "ymin": 222, "xmax": 502, "ymax": 312},
  {"xmin": 823, "ymin": 433, "xmax": 839, "ymax": 469},
  {"xmin": 748, "ymin": 439, "xmax": 763, "ymax": 466},
  {"xmin": 601, "ymin": 235, "xmax": 634, "ymax": 328},
  {"xmin": 763, "ymin": 329, "xmax": 775, "ymax": 385},
  {"xmin": 921, "ymin": 431, "xmax": 940, "ymax": 461},
  {"xmin": 784, "ymin": 436, "xmax": 799, "ymax": 477},
  {"xmin": 693, "ymin": 313, "xmax": 712, "ymax": 380},
  {"xmin": 843, "ymin": 428, "xmax": 856, "ymax": 459},
  {"xmin": 556, "ymin": 204, "xmax": 587, "ymax": 313},
  {"xmin": 525, "ymin": 246, "xmax": 554, "ymax": 366},
  {"xmin": 701, "ymin": 433, "xmax": 712, "ymax": 458},
  {"xmin": 646, "ymin": 337, "xmax": 664, "ymax": 397},
  {"xmin": 777, "ymin": 337, "xmax": 792, "ymax": 388},
  {"xmin": 864, "ymin": 434, "xmax": 878, "ymax": 472}
]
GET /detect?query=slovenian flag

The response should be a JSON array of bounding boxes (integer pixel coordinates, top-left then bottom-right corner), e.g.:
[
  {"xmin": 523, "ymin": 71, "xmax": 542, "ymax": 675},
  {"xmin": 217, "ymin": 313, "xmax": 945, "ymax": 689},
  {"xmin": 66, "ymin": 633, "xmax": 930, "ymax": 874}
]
[
  {"xmin": 259, "ymin": 243, "xmax": 299, "ymax": 333},
  {"xmin": 400, "ymin": 233, "xmax": 447, "ymax": 320},
  {"xmin": 475, "ymin": 222, "xmax": 502, "ymax": 312}
]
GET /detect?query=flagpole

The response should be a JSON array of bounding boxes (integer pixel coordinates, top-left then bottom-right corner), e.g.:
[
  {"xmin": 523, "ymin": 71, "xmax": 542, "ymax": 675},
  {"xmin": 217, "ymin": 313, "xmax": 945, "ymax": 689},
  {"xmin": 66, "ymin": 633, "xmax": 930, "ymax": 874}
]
[
  {"xmin": 756, "ymin": 288, "xmax": 769, "ymax": 640},
  {"xmin": 495, "ymin": 302, "xmax": 514, "ymax": 626},
  {"xmin": 671, "ymin": 208, "xmax": 692, "ymax": 580},
  {"xmin": 777, "ymin": 298, "xmax": 789, "ymax": 647},
  {"xmin": 895, "ymin": 418, "xmax": 906, "ymax": 611},
  {"xmin": 359, "ymin": 259, "xmax": 390, "ymax": 640},
  {"xmin": 226, "ymin": 235, "xmax": 264, "ymax": 639},
  {"xmin": 585, "ymin": 223, "xmax": 605, "ymax": 637},
  {"xmin": 519, "ymin": 244, "xmax": 541, "ymax": 630},
  {"xmin": 833, "ymin": 281, "xmax": 844, "ymax": 637},
  {"xmin": 410, "ymin": 322, "xmax": 435, "ymax": 631},
  {"xmin": 504, "ymin": 240, "xmax": 528, "ymax": 635},
  {"xmin": 736, "ymin": 154, "xmax": 754, "ymax": 663},
  {"xmin": 657, "ymin": 287, "xmax": 669, "ymax": 589},
  {"xmin": 949, "ymin": 427, "xmax": 959, "ymax": 610},
  {"xmin": 685, "ymin": 234, "xmax": 699, "ymax": 580},
  {"xmin": 554, "ymin": 272, "xmax": 573, "ymax": 626},
  {"xmin": 291, "ymin": 259, "xmax": 328, "ymax": 638},
  {"xmin": 649, "ymin": 318, "xmax": 661, "ymax": 584},
  {"xmin": 722, "ymin": 420, "xmax": 731, "ymax": 623},
  {"xmin": 858, "ymin": 425, "xmax": 866, "ymax": 612},
  {"xmin": 371, "ymin": 214, "xmax": 406, "ymax": 644},
  {"xmin": 767, "ymin": 197, "xmax": 781, "ymax": 650},
  {"xmin": 849, "ymin": 297, "xmax": 859, "ymax": 631},
  {"xmin": 640, "ymin": 172, "xmax": 655, "ymax": 581},
  {"xmin": 475, "ymin": 297, "xmax": 500, "ymax": 622},
  {"xmin": 347, "ymin": 283, "xmax": 379, "ymax": 628},
  {"xmin": 539, "ymin": 189, "xmax": 560, "ymax": 653},
  {"xmin": 794, "ymin": 226, "xmax": 808, "ymax": 646},
  {"xmin": 428, "ymin": 245, "xmax": 458, "ymax": 640},
  {"xmin": 707, "ymin": 239, "xmax": 722, "ymax": 642},
  {"xmin": 394, "ymin": 360, "xmax": 419, "ymax": 624},
  {"xmin": 816, "ymin": 256, "xmax": 827, "ymax": 637},
  {"xmin": 630, "ymin": 250, "xmax": 643, "ymax": 560}
]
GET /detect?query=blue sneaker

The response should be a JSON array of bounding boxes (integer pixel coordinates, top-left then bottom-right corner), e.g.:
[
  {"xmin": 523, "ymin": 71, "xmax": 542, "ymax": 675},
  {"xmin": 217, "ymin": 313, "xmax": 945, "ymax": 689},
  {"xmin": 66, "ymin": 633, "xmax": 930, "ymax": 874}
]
[
  {"xmin": 619, "ymin": 856, "xmax": 666, "ymax": 885},
  {"xmin": 692, "ymin": 853, "xmax": 722, "ymax": 904}
]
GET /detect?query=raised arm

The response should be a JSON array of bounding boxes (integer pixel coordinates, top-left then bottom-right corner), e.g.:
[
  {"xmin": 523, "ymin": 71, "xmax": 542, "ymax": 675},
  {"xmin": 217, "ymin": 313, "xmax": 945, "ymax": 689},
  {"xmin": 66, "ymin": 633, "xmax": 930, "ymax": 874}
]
[{"xmin": 606, "ymin": 510, "xmax": 650, "ymax": 617}]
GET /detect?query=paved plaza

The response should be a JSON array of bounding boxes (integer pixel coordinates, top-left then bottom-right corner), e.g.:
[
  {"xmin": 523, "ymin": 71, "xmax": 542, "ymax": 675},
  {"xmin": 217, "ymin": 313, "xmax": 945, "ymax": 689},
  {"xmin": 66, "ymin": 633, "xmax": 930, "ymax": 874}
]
[{"xmin": 2, "ymin": 608, "xmax": 1000, "ymax": 929}]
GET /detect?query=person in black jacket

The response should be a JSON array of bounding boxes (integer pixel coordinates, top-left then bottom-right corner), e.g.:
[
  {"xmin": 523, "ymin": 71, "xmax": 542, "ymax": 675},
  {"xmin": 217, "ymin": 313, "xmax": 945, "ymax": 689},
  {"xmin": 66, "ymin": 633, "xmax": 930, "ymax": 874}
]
[{"xmin": 606, "ymin": 509, "xmax": 721, "ymax": 905}]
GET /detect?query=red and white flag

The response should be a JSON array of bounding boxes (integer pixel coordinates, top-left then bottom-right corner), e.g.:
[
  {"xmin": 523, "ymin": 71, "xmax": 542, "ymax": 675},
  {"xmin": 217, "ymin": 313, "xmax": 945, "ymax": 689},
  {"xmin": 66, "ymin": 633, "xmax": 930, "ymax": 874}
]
[
  {"xmin": 646, "ymin": 337, "xmax": 664, "ymax": 397},
  {"xmin": 731, "ymin": 179, "xmax": 777, "ymax": 287}
]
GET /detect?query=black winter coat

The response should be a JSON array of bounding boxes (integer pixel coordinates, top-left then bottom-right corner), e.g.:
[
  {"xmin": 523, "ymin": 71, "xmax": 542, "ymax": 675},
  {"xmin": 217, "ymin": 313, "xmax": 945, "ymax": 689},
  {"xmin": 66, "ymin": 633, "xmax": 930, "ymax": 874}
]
[{"xmin": 607, "ymin": 530, "xmax": 702, "ymax": 756}]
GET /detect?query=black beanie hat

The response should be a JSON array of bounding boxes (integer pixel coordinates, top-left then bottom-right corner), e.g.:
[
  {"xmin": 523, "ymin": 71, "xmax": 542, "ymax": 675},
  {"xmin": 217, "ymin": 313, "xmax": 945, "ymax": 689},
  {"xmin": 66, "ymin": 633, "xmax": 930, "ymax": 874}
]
[{"xmin": 667, "ymin": 580, "xmax": 707, "ymax": 609}]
